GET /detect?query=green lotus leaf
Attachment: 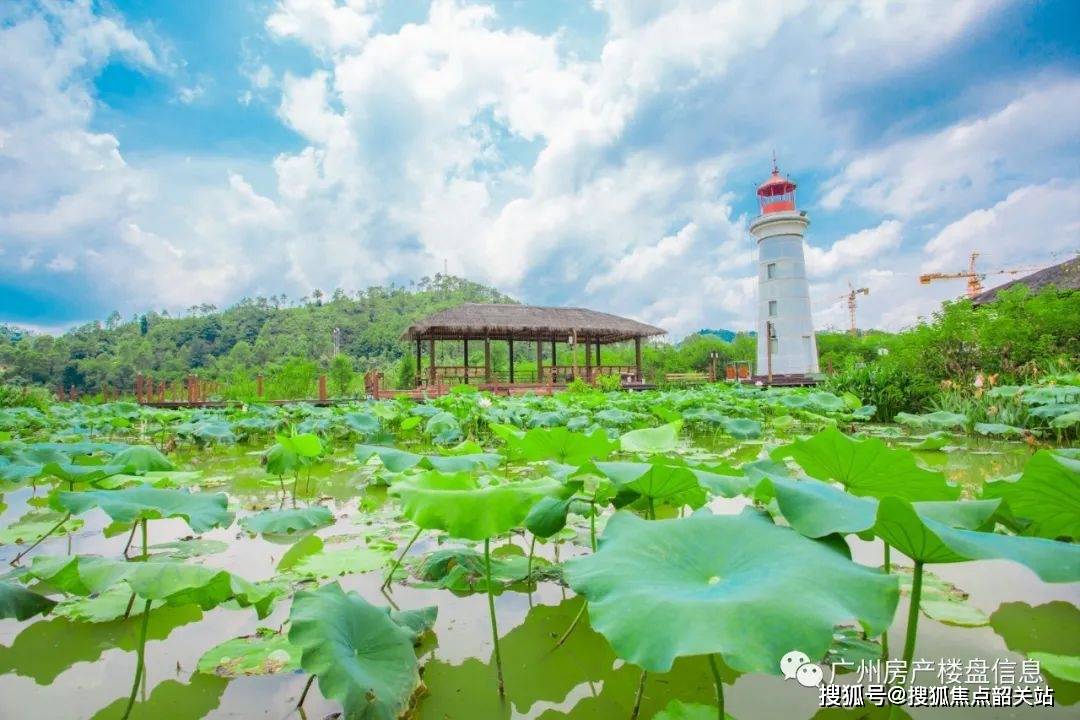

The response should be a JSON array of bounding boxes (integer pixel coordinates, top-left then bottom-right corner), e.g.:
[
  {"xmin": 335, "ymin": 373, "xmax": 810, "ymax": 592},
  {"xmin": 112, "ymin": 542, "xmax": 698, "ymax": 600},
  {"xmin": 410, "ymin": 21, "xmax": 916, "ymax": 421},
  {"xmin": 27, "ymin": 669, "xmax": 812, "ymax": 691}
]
[
  {"xmin": 808, "ymin": 391, "xmax": 846, "ymax": 413},
  {"xmin": 504, "ymin": 426, "xmax": 617, "ymax": 465},
  {"xmin": 910, "ymin": 431, "xmax": 951, "ymax": 451},
  {"xmin": 620, "ymin": 421, "xmax": 681, "ymax": 453},
  {"xmin": 771, "ymin": 426, "xmax": 959, "ymax": 501},
  {"xmin": 388, "ymin": 605, "xmax": 438, "ymax": 643},
  {"xmin": 411, "ymin": 546, "xmax": 545, "ymax": 592},
  {"xmin": 973, "ymin": 422, "xmax": 1025, "ymax": 437},
  {"xmin": 1051, "ymin": 410, "xmax": 1080, "ymax": 429},
  {"xmin": 197, "ymin": 628, "xmax": 300, "ymax": 677},
  {"xmin": 1030, "ymin": 652, "xmax": 1080, "ymax": 683},
  {"xmin": 277, "ymin": 534, "xmax": 324, "ymax": 571},
  {"xmin": 390, "ymin": 471, "xmax": 561, "ymax": 541},
  {"xmin": 344, "ymin": 412, "xmax": 381, "ymax": 436},
  {"xmin": 265, "ymin": 442, "xmax": 300, "ymax": 476},
  {"xmin": 592, "ymin": 461, "xmax": 702, "ymax": 502},
  {"xmin": 873, "ymin": 497, "xmax": 1080, "ymax": 582},
  {"xmin": 125, "ymin": 561, "xmax": 278, "ymax": 618},
  {"xmin": 42, "ymin": 461, "xmax": 128, "ymax": 486},
  {"xmin": 753, "ymin": 468, "xmax": 1005, "ymax": 541},
  {"xmin": 895, "ymin": 411, "xmax": 967, "ymax": 430},
  {"xmin": 564, "ymin": 510, "xmax": 899, "ymax": 673},
  {"xmin": 52, "ymin": 585, "xmax": 159, "ymax": 623},
  {"xmin": 0, "ymin": 581, "xmax": 56, "ymax": 620},
  {"xmin": 240, "ymin": 506, "xmax": 334, "ymax": 535},
  {"xmin": 356, "ymin": 444, "xmax": 423, "ymax": 472},
  {"xmin": 982, "ymin": 450, "xmax": 1080, "ymax": 540},
  {"xmin": 288, "ymin": 582, "xmax": 421, "ymax": 720},
  {"xmin": 989, "ymin": 601, "xmax": 1080, "ymax": 696},
  {"xmin": 525, "ymin": 495, "xmax": 574, "ymax": 538},
  {"xmin": 28, "ymin": 555, "xmax": 278, "ymax": 618},
  {"xmin": 0, "ymin": 461, "xmax": 41, "ymax": 484},
  {"xmin": 291, "ymin": 546, "xmax": 390, "ymax": 579},
  {"xmin": 689, "ymin": 463, "xmax": 749, "ymax": 499},
  {"xmin": 0, "ymin": 509, "xmax": 84, "ymax": 545},
  {"xmin": 279, "ymin": 432, "xmax": 322, "ymax": 458},
  {"xmin": 52, "ymin": 484, "xmax": 234, "ymax": 533},
  {"xmin": 110, "ymin": 445, "xmax": 174, "ymax": 473},
  {"xmin": 721, "ymin": 417, "xmax": 762, "ymax": 440},
  {"xmin": 28, "ymin": 555, "xmax": 131, "ymax": 595},
  {"xmin": 148, "ymin": 538, "xmax": 229, "ymax": 559},
  {"xmin": 824, "ymin": 626, "xmax": 882, "ymax": 669},
  {"xmin": 424, "ymin": 453, "xmax": 504, "ymax": 473},
  {"xmin": 894, "ymin": 566, "xmax": 988, "ymax": 627}
]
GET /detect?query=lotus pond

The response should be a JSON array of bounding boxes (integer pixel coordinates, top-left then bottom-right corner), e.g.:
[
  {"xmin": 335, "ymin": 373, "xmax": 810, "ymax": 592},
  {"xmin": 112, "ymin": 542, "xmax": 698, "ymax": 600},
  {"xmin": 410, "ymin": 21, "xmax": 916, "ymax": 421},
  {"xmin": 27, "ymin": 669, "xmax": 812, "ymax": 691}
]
[{"xmin": 0, "ymin": 384, "xmax": 1077, "ymax": 720}]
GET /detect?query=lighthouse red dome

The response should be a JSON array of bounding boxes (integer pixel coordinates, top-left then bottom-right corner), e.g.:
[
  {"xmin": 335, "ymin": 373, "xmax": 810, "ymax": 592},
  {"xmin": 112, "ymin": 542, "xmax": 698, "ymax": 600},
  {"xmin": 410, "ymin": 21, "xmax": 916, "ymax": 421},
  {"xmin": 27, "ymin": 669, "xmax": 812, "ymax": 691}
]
[{"xmin": 757, "ymin": 159, "xmax": 797, "ymax": 214}]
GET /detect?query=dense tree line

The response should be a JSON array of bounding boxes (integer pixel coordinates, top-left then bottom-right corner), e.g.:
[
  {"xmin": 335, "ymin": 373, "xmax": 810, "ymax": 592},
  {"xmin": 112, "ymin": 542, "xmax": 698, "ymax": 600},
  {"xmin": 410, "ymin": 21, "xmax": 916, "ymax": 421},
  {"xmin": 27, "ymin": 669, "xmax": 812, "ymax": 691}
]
[{"xmin": 0, "ymin": 275, "xmax": 511, "ymax": 394}]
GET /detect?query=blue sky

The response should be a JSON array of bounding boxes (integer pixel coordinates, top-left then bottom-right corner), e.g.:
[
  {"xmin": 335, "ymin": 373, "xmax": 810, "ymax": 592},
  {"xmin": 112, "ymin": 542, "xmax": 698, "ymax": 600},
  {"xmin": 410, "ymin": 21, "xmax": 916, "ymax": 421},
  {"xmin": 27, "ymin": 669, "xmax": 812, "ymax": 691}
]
[{"xmin": 1, "ymin": 0, "xmax": 1078, "ymax": 337}]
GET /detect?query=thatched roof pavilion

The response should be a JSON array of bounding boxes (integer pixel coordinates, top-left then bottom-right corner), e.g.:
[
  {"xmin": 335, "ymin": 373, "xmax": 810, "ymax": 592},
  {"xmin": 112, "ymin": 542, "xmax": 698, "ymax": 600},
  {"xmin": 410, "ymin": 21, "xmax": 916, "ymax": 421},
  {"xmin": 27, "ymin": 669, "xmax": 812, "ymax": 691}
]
[
  {"xmin": 401, "ymin": 303, "xmax": 666, "ymax": 342},
  {"xmin": 397, "ymin": 303, "xmax": 666, "ymax": 392}
]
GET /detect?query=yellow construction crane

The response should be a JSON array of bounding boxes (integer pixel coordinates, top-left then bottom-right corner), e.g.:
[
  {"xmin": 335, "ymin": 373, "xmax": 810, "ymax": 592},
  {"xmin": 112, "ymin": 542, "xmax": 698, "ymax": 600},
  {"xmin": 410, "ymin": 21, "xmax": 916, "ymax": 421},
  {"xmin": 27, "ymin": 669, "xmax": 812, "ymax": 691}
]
[
  {"xmin": 919, "ymin": 252, "xmax": 1043, "ymax": 299},
  {"xmin": 835, "ymin": 282, "xmax": 869, "ymax": 335}
]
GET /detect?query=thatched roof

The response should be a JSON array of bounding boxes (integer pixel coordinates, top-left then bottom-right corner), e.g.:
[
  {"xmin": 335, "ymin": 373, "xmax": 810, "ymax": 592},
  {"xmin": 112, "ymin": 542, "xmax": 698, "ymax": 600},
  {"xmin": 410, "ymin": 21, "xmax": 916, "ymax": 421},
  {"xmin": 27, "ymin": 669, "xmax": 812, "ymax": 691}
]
[
  {"xmin": 973, "ymin": 256, "xmax": 1080, "ymax": 305},
  {"xmin": 401, "ymin": 303, "xmax": 667, "ymax": 342}
]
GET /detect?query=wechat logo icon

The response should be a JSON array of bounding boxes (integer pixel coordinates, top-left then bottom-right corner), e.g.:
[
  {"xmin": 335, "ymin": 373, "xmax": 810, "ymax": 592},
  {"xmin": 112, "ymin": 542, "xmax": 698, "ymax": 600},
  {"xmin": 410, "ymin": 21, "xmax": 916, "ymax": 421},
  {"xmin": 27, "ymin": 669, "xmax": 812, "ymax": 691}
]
[{"xmin": 780, "ymin": 650, "xmax": 823, "ymax": 688}]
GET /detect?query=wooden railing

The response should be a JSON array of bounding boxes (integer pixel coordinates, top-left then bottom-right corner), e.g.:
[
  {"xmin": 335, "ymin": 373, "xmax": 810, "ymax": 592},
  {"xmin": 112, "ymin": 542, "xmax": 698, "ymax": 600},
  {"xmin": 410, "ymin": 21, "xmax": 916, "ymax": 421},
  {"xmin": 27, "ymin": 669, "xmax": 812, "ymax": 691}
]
[{"xmin": 419, "ymin": 364, "xmax": 641, "ymax": 386}]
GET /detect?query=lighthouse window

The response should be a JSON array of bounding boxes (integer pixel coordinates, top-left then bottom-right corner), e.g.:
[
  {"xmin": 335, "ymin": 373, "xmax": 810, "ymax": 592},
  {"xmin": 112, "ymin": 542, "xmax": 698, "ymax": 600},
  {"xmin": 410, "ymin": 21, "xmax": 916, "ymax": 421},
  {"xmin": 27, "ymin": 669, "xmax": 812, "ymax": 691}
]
[
  {"xmin": 766, "ymin": 263, "xmax": 776, "ymax": 279},
  {"xmin": 768, "ymin": 300, "xmax": 777, "ymax": 317}
]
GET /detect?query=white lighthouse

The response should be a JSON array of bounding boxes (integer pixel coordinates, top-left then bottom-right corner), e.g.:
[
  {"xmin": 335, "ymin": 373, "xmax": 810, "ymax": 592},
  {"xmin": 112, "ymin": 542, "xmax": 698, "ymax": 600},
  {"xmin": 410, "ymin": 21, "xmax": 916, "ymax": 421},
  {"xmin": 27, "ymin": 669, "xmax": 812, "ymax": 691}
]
[{"xmin": 750, "ymin": 160, "xmax": 819, "ymax": 377}]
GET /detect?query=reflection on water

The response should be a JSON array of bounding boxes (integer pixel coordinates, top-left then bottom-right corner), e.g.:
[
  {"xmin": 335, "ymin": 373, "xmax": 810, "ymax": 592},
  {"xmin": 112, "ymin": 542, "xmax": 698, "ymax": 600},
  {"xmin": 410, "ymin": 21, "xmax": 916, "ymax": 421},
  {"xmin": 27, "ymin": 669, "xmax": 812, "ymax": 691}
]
[{"xmin": 0, "ymin": 434, "xmax": 1076, "ymax": 719}]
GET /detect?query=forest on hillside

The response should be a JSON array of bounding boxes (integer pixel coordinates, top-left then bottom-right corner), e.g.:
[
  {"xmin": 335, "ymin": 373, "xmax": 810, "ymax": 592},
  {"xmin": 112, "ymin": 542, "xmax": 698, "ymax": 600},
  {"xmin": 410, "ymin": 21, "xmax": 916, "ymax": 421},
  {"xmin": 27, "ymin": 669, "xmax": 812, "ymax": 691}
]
[{"xmin": 0, "ymin": 275, "xmax": 512, "ymax": 395}]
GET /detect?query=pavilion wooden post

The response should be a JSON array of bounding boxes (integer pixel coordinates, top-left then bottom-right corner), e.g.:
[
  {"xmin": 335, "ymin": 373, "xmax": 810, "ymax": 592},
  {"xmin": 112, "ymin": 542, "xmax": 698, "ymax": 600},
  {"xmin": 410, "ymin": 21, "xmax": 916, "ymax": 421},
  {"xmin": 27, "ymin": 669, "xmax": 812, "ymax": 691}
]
[
  {"xmin": 318, "ymin": 375, "xmax": 328, "ymax": 402},
  {"xmin": 135, "ymin": 374, "xmax": 144, "ymax": 404},
  {"xmin": 584, "ymin": 335, "xmax": 592, "ymax": 383},
  {"xmin": 484, "ymin": 337, "xmax": 491, "ymax": 383},
  {"xmin": 550, "ymin": 339, "xmax": 556, "ymax": 383},
  {"xmin": 535, "ymin": 339, "xmax": 543, "ymax": 385},
  {"xmin": 463, "ymin": 339, "xmax": 469, "ymax": 384},
  {"xmin": 415, "ymin": 340, "xmax": 422, "ymax": 388},
  {"xmin": 428, "ymin": 338, "xmax": 436, "ymax": 387},
  {"xmin": 596, "ymin": 339, "xmax": 601, "ymax": 373},
  {"xmin": 570, "ymin": 331, "xmax": 578, "ymax": 379},
  {"xmin": 634, "ymin": 337, "xmax": 642, "ymax": 382},
  {"xmin": 256, "ymin": 374, "xmax": 264, "ymax": 398},
  {"xmin": 508, "ymin": 338, "xmax": 515, "ymax": 384}
]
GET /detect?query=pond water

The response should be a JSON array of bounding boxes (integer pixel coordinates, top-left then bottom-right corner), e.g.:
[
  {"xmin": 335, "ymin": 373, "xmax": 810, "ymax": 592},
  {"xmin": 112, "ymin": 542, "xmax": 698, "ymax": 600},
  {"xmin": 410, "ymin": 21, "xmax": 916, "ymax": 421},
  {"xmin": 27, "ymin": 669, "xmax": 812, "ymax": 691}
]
[{"xmin": 1, "ymin": 432, "xmax": 1077, "ymax": 720}]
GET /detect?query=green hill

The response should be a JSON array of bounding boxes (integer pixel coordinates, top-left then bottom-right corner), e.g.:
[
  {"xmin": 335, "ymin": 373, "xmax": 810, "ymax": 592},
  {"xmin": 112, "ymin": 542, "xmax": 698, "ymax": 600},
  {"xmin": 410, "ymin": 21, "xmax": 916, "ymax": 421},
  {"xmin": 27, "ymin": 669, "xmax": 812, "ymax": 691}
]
[{"xmin": 0, "ymin": 275, "xmax": 513, "ymax": 395}]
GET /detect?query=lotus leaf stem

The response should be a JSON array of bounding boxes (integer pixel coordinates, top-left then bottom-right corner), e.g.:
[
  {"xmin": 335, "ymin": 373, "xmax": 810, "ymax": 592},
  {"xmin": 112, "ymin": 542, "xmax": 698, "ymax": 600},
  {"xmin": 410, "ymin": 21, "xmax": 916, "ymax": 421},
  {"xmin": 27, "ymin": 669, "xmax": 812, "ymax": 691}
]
[
  {"xmin": 9, "ymin": 512, "xmax": 71, "ymax": 565},
  {"xmin": 121, "ymin": 599, "xmax": 153, "ymax": 720},
  {"xmin": 484, "ymin": 538, "xmax": 505, "ymax": 697},
  {"xmin": 630, "ymin": 669, "xmax": 647, "ymax": 720},
  {"xmin": 901, "ymin": 560, "xmax": 924, "ymax": 673},
  {"xmin": 589, "ymin": 501, "xmax": 597, "ymax": 551},
  {"xmin": 141, "ymin": 518, "xmax": 148, "ymax": 560},
  {"xmin": 383, "ymin": 526, "xmax": 423, "ymax": 590},
  {"xmin": 881, "ymin": 542, "xmax": 891, "ymax": 660},
  {"xmin": 122, "ymin": 521, "xmax": 139, "ymax": 557},
  {"xmin": 554, "ymin": 600, "xmax": 587, "ymax": 649},
  {"xmin": 707, "ymin": 654, "xmax": 725, "ymax": 720},
  {"xmin": 296, "ymin": 674, "xmax": 316, "ymax": 709},
  {"xmin": 527, "ymin": 534, "xmax": 537, "ymax": 586}
]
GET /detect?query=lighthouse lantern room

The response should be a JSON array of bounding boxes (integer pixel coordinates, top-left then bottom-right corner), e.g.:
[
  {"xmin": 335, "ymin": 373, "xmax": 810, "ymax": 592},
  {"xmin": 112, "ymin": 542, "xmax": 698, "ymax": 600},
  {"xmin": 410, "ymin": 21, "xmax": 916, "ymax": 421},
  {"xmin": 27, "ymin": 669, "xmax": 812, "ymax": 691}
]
[{"xmin": 750, "ymin": 159, "xmax": 820, "ymax": 378}]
